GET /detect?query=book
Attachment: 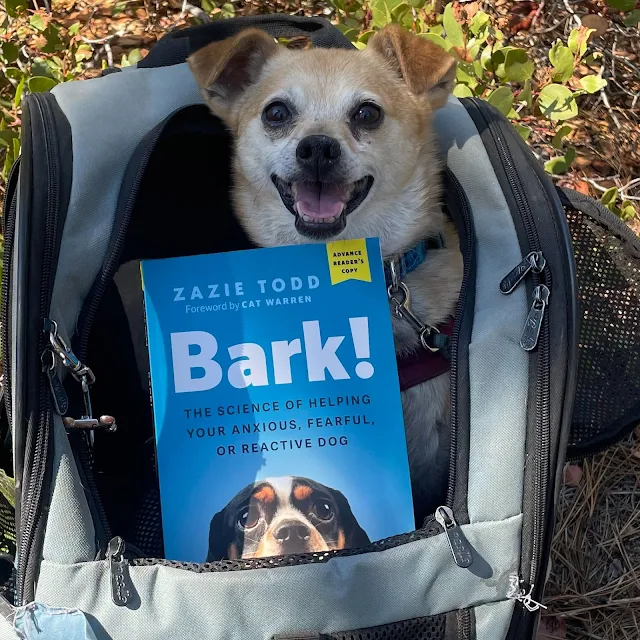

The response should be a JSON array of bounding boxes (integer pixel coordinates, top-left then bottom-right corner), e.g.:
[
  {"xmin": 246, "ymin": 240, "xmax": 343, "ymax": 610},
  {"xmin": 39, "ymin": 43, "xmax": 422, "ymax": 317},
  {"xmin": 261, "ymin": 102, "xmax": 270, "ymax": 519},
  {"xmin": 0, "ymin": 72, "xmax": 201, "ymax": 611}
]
[{"xmin": 141, "ymin": 238, "xmax": 414, "ymax": 562}]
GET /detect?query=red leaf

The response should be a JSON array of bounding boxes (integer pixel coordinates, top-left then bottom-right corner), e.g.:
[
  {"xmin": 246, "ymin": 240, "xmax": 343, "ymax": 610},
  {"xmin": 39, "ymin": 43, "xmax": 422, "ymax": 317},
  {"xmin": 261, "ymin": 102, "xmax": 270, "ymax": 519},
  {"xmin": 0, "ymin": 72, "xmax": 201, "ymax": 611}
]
[
  {"xmin": 537, "ymin": 615, "xmax": 567, "ymax": 640},
  {"xmin": 563, "ymin": 464, "xmax": 583, "ymax": 487}
]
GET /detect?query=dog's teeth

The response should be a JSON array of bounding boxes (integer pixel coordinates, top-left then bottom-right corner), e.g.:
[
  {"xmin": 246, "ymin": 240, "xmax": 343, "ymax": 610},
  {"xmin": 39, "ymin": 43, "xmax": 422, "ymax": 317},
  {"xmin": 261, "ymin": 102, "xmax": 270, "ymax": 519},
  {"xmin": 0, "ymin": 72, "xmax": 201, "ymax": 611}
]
[{"xmin": 302, "ymin": 214, "xmax": 311, "ymax": 222}]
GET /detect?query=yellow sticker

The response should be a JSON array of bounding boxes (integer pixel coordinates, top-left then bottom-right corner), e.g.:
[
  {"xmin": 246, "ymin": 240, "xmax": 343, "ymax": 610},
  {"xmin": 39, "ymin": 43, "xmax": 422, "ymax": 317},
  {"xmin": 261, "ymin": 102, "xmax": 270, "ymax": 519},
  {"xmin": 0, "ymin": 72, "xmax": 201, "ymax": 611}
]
[{"xmin": 326, "ymin": 239, "xmax": 372, "ymax": 285}]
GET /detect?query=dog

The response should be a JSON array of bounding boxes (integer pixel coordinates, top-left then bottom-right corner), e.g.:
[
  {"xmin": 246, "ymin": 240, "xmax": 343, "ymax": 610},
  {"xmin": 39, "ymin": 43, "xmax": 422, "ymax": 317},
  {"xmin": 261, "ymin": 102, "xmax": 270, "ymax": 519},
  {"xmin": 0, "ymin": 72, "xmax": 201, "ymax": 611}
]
[
  {"xmin": 189, "ymin": 25, "xmax": 463, "ymax": 526},
  {"xmin": 206, "ymin": 476, "xmax": 370, "ymax": 561}
]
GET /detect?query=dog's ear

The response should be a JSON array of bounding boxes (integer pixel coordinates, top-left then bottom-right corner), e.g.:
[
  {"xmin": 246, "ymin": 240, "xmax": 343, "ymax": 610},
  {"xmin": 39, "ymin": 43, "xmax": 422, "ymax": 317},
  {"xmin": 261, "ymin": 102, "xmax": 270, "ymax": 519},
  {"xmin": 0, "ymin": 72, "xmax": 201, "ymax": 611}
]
[
  {"xmin": 206, "ymin": 509, "xmax": 234, "ymax": 562},
  {"xmin": 188, "ymin": 29, "xmax": 280, "ymax": 119},
  {"xmin": 332, "ymin": 488, "xmax": 370, "ymax": 548},
  {"xmin": 368, "ymin": 24, "xmax": 456, "ymax": 110}
]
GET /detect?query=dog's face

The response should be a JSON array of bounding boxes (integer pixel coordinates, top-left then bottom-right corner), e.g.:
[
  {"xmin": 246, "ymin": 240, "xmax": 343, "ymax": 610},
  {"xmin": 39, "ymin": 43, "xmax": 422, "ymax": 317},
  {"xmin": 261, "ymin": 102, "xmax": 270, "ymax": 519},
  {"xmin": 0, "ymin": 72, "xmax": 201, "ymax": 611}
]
[
  {"xmin": 189, "ymin": 26, "xmax": 456, "ymax": 253},
  {"xmin": 206, "ymin": 476, "xmax": 370, "ymax": 561}
]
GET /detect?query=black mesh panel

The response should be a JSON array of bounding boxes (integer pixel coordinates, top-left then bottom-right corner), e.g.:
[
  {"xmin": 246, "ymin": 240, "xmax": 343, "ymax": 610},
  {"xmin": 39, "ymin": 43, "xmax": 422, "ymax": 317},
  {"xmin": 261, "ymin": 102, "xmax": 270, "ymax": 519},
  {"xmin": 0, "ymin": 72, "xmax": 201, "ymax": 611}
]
[
  {"xmin": 564, "ymin": 202, "xmax": 640, "ymax": 458},
  {"xmin": 332, "ymin": 614, "xmax": 447, "ymax": 640}
]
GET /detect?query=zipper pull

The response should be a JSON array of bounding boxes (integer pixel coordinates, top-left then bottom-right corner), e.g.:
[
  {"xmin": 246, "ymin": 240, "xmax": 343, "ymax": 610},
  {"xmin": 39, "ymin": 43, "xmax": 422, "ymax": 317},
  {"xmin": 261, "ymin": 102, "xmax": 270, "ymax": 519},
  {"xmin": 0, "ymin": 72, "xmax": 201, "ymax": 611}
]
[
  {"xmin": 107, "ymin": 537, "xmax": 133, "ymax": 606},
  {"xmin": 63, "ymin": 416, "xmax": 117, "ymax": 431},
  {"xmin": 500, "ymin": 251, "xmax": 546, "ymax": 294},
  {"xmin": 506, "ymin": 575, "xmax": 547, "ymax": 612},
  {"xmin": 41, "ymin": 350, "xmax": 69, "ymax": 415},
  {"xmin": 434, "ymin": 506, "xmax": 473, "ymax": 568},
  {"xmin": 520, "ymin": 284, "xmax": 550, "ymax": 351}
]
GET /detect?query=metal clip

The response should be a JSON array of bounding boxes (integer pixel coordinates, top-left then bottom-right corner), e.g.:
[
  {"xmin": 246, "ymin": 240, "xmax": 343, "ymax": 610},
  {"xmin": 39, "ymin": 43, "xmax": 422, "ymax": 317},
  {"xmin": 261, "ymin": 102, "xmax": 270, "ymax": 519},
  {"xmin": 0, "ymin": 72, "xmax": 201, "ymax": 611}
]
[
  {"xmin": 506, "ymin": 575, "xmax": 548, "ymax": 612},
  {"xmin": 388, "ymin": 282, "xmax": 440, "ymax": 352},
  {"xmin": 43, "ymin": 318, "xmax": 112, "ymax": 446}
]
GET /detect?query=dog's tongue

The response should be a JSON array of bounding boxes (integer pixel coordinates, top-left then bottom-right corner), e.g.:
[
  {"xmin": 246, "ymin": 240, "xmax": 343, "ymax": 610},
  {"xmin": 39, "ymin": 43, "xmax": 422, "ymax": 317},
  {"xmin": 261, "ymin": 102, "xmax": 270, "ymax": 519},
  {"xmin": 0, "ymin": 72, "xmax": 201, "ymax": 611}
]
[{"xmin": 295, "ymin": 182, "xmax": 347, "ymax": 220}]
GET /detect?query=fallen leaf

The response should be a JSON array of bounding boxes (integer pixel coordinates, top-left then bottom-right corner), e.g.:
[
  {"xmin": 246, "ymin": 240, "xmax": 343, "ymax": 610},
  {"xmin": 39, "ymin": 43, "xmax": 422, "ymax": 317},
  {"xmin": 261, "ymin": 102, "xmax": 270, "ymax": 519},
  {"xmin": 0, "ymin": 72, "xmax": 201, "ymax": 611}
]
[
  {"xmin": 574, "ymin": 180, "xmax": 591, "ymax": 195},
  {"xmin": 563, "ymin": 464, "xmax": 583, "ymax": 487},
  {"xmin": 581, "ymin": 14, "xmax": 609, "ymax": 37},
  {"xmin": 537, "ymin": 615, "xmax": 567, "ymax": 640}
]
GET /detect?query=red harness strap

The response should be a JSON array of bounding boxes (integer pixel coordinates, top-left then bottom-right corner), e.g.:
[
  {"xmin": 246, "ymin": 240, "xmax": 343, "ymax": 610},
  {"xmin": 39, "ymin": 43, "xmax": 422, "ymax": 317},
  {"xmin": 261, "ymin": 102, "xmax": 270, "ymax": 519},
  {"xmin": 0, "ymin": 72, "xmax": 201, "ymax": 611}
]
[{"xmin": 396, "ymin": 317, "xmax": 455, "ymax": 391}]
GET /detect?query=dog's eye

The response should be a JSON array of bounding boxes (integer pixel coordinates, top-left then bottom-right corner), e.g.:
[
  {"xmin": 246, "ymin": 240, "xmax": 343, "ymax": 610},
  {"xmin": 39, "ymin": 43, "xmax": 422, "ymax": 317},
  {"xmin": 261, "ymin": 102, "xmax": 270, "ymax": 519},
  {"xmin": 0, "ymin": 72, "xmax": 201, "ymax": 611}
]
[
  {"xmin": 312, "ymin": 499, "xmax": 334, "ymax": 521},
  {"xmin": 352, "ymin": 103, "xmax": 383, "ymax": 127},
  {"xmin": 237, "ymin": 505, "xmax": 260, "ymax": 530},
  {"xmin": 263, "ymin": 101, "xmax": 292, "ymax": 126}
]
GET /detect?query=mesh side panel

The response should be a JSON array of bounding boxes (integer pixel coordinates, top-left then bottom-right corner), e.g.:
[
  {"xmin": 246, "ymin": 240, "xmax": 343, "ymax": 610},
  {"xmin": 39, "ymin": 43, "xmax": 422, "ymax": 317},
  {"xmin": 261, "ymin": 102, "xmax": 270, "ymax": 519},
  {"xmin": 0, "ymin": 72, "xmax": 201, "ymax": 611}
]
[
  {"xmin": 331, "ymin": 613, "xmax": 447, "ymax": 640},
  {"xmin": 0, "ymin": 492, "xmax": 16, "ymax": 605},
  {"xmin": 565, "ymin": 206, "xmax": 640, "ymax": 455}
]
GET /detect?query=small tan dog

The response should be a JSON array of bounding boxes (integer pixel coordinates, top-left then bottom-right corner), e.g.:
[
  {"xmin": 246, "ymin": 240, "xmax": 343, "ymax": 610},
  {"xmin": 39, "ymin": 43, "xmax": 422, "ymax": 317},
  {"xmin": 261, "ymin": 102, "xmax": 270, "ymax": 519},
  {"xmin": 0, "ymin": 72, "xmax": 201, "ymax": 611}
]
[{"xmin": 189, "ymin": 25, "xmax": 463, "ymax": 526}]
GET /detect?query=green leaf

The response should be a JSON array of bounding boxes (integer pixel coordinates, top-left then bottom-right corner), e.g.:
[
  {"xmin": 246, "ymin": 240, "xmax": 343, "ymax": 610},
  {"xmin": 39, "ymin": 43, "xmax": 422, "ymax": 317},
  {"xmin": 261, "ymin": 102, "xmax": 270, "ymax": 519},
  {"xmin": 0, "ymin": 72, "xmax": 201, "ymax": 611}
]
[
  {"xmin": 469, "ymin": 10, "xmax": 491, "ymax": 36},
  {"xmin": 418, "ymin": 33, "xmax": 450, "ymax": 51},
  {"xmin": 0, "ymin": 43, "xmax": 20, "ymax": 64},
  {"xmin": 68, "ymin": 22, "xmax": 81, "ymax": 36},
  {"xmin": 486, "ymin": 86, "xmax": 514, "ymax": 116},
  {"xmin": 580, "ymin": 74, "xmax": 608, "ymax": 93},
  {"xmin": 13, "ymin": 76, "xmax": 25, "ymax": 109},
  {"xmin": 29, "ymin": 13, "xmax": 47, "ymax": 31},
  {"xmin": 552, "ymin": 125, "xmax": 572, "ymax": 149},
  {"xmin": 358, "ymin": 31, "xmax": 375, "ymax": 44},
  {"xmin": 28, "ymin": 76, "xmax": 58, "ymax": 93},
  {"xmin": 520, "ymin": 79, "xmax": 533, "ymax": 108},
  {"xmin": 504, "ymin": 48, "xmax": 534, "ymax": 82},
  {"xmin": 514, "ymin": 124, "xmax": 531, "ymax": 141},
  {"xmin": 544, "ymin": 147, "xmax": 576, "ymax": 175},
  {"xmin": 606, "ymin": 0, "xmax": 636, "ymax": 10},
  {"xmin": 0, "ymin": 130, "xmax": 18, "ymax": 149},
  {"xmin": 112, "ymin": 0, "xmax": 129, "ymax": 14},
  {"xmin": 549, "ymin": 40, "xmax": 574, "ymax": 83},
  {"xmin": 538, "ymin": 84, "xmax": 579, "ymax": 121},
  {"xmin": 480, "ymin": 43, "xmax": 495, "ymax": 71},
  {"xmin": 601, "ymin": 186, "xmax": 619, "ymax": 207},
  {"xmin": 568, "ymin": 27, "xmax": 595, "ymax": 59},
  {"xmin": 443, "ymin": 3, "xmax": 465, "ymax": 49},
  {"xmin": 221, "ymin": 3, "xmax": 235, "ymax": 17},
  {"xmin": 620, "ymin": 201, "xmax": 637, "ymax": 221},
  {"xmin": 335, "ymin": 24, "xmax": 359, "ymax": 40},
  {"xmin": 41, "ymin": 25, "xmax": 63, "ymax": 53},
  {"xmin": 127, "ymin": 49, "xmax": 142, "ymax": 65},
  {"xmin": 456, "ymin": 63, "xmax": 477, "ymax": 87},
  {"xmin": 453, "ymin": 84, "xmax": 474, "ymax": 98},
  {"xmin": 623, "ymin": 9, "xmax": 640, "ymax": 25},
  {"xmin": 5, "ymin": 0, "xmax": 28, "ymax": 17},
  {"xmin": 74, "ymin": 44, "xmax": 93, "ymax": 62}
]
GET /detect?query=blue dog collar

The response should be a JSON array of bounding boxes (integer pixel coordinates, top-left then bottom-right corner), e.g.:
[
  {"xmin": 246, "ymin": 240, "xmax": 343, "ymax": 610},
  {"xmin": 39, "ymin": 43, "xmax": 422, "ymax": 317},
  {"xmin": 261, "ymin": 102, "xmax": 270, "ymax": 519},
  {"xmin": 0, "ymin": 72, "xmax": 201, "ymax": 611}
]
[{"xmin": 383, "ymin": 234, "xmax": 445, "ymax": 287}]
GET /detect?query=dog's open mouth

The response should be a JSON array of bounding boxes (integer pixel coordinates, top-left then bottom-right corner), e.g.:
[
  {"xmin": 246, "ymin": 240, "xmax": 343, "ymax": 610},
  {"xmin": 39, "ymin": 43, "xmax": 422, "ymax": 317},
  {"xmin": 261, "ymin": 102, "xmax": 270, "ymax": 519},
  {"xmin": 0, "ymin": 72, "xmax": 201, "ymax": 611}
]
[{"xmin": 271, "ymin": 175, "xmax": 374, "ymax": 239}]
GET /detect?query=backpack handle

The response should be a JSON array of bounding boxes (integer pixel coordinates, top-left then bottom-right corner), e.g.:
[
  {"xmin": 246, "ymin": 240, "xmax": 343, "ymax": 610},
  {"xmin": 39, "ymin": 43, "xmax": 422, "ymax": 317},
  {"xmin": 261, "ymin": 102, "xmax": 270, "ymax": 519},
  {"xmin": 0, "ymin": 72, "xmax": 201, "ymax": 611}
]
[{"xmin": 139, "ymin": 14, "xmax": 354, "ymax": 69}]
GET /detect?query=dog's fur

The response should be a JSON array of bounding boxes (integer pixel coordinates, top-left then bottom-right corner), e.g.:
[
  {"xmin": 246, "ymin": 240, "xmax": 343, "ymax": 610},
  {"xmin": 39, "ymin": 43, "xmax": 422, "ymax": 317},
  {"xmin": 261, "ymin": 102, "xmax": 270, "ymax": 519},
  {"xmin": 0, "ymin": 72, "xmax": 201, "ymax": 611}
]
[
  {"xmin": 189, "ymin": 26, "xmax": 463, "ymax": 525},
  {"xmin": 206, "ymin": 476, "xmax": 369, "ymax": 561}
]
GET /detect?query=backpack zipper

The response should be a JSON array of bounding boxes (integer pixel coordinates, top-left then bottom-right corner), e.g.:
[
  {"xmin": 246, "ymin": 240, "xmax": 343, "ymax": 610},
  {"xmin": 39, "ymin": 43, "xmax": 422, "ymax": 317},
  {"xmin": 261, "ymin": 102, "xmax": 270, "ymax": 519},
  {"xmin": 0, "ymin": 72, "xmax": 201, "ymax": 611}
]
[
  {"xmin": 469, "ymin": 99, "xmax": 552, "ymax": 604},
  {"xmin": 107, "ymin": 536, "xmax": 134, "ymax": 606},
  {"xmin": 444, "ymin": 168, "xmax": 473, "ymax": 511},
  {"xmin": 15, "ymin": 94, "xmax": 60, "ymax": 604},
  {"xmin": 434, "ymin": 505, "xmax": 473, "ymax": 568},
  {"xmin": 1, "ymin": 158, "xmax": 20, "ymax": 433}
]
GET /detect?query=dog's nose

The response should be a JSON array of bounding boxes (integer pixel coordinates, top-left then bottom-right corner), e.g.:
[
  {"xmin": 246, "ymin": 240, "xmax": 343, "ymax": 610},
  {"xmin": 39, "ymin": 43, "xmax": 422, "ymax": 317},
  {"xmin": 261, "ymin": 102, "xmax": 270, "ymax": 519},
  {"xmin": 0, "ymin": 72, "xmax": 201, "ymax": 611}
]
[
  {"xmin": 273, "ymin": 520, "xmax": 311, "ymax": 543},
  {"xmin": 296, "ymin": 135, "xmax": 341, "ymax": 176}
]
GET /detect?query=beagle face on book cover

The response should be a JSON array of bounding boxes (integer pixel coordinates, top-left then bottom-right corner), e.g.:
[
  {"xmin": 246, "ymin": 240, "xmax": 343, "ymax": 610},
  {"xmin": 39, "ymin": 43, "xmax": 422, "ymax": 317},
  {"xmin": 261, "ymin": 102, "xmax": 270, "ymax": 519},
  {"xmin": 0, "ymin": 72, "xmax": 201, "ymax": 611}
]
[{"xmin": 205, "ymin": 476, "xmax": 370, "ymax": 560}]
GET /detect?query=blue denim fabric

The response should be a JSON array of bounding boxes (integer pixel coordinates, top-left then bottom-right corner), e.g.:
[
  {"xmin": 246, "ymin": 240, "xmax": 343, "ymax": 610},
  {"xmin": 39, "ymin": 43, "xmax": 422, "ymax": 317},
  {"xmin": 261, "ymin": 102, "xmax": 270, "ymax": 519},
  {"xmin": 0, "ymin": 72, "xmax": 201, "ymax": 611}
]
[{"xmin": 14, "ymin": 603, "xmax": 98, "ymax": 640}]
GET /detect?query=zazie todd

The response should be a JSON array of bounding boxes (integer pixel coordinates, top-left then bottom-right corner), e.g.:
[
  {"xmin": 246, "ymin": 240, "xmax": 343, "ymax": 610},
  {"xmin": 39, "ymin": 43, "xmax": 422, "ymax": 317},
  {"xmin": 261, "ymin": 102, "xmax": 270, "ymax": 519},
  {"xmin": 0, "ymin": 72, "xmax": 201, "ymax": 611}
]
[{"xmin": 172, "ymin": 275, "xmax": 321, "ymax": 302}]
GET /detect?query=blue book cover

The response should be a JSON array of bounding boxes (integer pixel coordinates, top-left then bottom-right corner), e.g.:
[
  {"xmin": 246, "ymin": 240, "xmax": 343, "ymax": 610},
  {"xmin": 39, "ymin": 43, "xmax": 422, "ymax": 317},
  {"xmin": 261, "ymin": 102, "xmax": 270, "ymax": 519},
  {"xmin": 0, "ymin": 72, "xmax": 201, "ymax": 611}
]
[{"xmin": 141, "ymin": 238, "xmax": 414, "ymax": 562}]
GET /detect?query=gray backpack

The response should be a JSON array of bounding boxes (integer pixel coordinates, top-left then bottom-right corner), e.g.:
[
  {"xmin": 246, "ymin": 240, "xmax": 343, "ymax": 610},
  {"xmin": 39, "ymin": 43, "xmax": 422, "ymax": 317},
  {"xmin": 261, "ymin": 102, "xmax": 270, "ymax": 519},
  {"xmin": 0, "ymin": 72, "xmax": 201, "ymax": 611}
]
[{"xmin": 2, "ymin": 14, "xmax": 639, "ymax": 640}]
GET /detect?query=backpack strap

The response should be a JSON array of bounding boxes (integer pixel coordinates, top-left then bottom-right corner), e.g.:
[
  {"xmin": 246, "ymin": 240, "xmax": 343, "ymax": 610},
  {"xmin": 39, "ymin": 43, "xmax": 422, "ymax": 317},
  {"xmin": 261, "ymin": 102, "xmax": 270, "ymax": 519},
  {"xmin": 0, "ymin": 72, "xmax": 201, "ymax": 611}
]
[{"xmin": 139, "ymin": 14, "xmax": 354, "ymax": 69}]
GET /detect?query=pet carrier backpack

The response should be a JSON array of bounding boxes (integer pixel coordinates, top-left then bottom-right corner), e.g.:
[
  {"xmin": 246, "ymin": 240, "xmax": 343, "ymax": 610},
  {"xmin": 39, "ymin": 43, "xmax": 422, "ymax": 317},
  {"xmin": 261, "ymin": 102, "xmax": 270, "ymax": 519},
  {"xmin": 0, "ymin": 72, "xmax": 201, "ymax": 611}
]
[{"xmin": 1, "ymin": 13, "xmax": 639, "ymax": 640}]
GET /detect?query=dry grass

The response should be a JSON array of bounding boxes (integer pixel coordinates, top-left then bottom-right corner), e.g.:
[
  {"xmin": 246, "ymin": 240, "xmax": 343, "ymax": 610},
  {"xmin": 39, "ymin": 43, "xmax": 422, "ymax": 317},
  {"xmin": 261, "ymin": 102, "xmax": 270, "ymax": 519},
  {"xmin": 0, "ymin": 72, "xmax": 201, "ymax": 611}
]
[{"xmin": 545, "ymin": 434, "xmax": 640, "ymax": 639}]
